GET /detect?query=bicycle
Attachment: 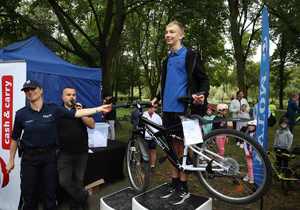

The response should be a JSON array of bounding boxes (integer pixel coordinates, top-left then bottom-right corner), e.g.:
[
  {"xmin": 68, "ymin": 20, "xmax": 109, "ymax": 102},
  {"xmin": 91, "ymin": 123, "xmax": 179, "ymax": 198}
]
[
  {"xmin": 267, "ymin": 149, "xmax": 300, "ymax": 191},
  {"xmin": 267, "ymin": 118, "xmax": 300, "ymax": 191},
  {"xmin": 115, "ymin": 99, "xmax": 272, "ymax": 205}
]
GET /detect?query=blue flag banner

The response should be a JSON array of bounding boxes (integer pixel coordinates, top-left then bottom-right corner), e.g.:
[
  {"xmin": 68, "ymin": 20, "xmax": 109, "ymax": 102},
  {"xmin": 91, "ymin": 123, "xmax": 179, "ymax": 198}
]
[{"xmin": 253, "ymin": 6, "xmax": 270, "ymax": 186}]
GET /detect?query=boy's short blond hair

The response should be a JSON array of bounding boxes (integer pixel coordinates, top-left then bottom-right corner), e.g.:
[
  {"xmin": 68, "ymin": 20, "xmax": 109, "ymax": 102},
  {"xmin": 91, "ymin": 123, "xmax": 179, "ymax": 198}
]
[{"xmin": 166, "ymin": 20, "xmax": 185, "ymax": 34}]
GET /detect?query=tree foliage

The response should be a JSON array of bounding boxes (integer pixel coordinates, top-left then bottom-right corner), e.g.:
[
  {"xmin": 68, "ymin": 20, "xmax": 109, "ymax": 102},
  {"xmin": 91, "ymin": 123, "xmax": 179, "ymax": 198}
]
[{"xmin": 0, "ymin": 0, "xmax": 299, "ymax": 103}]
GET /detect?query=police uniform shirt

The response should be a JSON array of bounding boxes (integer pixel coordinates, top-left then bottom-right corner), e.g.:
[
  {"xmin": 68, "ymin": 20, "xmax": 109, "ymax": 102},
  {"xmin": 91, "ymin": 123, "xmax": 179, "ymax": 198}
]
[{"xmin": 12, "ymin": 103, "xmax": 76, "ymax": 148}]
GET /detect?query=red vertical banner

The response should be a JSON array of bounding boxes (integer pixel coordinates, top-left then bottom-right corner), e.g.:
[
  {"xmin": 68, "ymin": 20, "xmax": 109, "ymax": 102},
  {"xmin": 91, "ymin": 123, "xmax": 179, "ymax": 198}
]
[{"xmin": 1, "ymin": 76, "xmax": 13, "ymax": 150}]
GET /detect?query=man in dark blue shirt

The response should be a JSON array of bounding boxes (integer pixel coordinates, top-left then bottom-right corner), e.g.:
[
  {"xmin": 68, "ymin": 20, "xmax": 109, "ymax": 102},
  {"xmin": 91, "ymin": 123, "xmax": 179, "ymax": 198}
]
[
  {"xmin": 6, "ymin": 80, "xmax": 111, "ymax": 210},
  {"xmin": 153, "ymin": 20, "xmax": 209, "ymax": 205}
]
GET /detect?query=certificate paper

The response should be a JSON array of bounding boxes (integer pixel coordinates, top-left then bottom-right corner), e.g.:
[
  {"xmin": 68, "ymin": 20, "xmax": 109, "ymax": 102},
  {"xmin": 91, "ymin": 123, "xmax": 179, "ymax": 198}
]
[{"xmin": 181, "ymin": 117, "xmax": 203, "ymax": 145}]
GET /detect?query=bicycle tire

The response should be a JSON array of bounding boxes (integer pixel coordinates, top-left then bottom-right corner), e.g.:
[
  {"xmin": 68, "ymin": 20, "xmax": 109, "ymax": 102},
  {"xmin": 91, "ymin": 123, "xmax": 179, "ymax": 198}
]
[
  {"xmin": 193, "ymin": 129, "xmax": 272, "ymax": 204},
  {"xmin": 126, "ymin": 135, "xmax": 150, "ymax": 192}
]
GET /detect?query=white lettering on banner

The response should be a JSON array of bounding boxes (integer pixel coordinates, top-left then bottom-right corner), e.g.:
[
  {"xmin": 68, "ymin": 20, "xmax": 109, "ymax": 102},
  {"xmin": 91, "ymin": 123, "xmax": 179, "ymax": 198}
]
[
  {"xmin": 4, "ymin": 81, "xmax": 12, "ymax": 109},
  {"xmin": 262, "ymin": 37, "xmax": 268, "ymax": 61},
  {"xmin": 257, "ymin": 73, "xmax": 267, "ymax": 148},
  {"xmin": 3, "ymin": 122, "xmax": 10, "ymax": 146},
  {"xmin": 2, "ymin": 76, "xmax": 13, "ymax": 150}
]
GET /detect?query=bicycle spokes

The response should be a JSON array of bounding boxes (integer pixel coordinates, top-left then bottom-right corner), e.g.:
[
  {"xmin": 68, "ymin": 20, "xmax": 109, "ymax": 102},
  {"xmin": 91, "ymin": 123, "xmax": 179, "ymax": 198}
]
[
  {"xmin": 193, "ymin": 129, "xmax": 271, "ymax": 204},
  {"xmin": 126, "ymin": 137, "xmax": 150, "ymax": 192}
]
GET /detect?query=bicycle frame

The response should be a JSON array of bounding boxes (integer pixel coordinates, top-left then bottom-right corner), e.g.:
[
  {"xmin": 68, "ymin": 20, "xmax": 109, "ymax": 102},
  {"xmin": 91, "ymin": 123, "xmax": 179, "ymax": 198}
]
[
  {"xmin": 267, "ymin": 150, "xmax": 299, "ymax": 181},
  {"xmin": 137, "ymin": 115, "xmax": 230, "ymax": 173}
]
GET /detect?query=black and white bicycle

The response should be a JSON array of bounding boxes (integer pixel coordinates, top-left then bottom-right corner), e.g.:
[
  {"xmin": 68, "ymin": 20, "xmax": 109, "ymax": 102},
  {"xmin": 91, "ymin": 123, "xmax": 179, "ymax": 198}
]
[{"xmin": 115, "ymin": 99, "xmax": 272, "ymax": 204}]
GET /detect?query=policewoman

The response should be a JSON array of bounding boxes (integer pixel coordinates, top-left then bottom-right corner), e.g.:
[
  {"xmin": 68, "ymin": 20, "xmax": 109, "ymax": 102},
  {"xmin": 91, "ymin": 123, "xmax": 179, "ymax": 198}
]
[{"xmin": 6, "ymin": 80, "xmax": 111, "ymax": 210}]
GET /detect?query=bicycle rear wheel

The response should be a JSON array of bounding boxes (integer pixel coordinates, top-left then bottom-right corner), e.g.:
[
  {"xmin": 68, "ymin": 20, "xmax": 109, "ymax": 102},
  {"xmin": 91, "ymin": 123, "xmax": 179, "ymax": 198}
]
[
  {"xmin": 126, "ymin": 135, "xmax": 150, "ymax": 192},
  {"xmin": 192, "ymin": 129, "xmax": 272, "ymax": 204}
]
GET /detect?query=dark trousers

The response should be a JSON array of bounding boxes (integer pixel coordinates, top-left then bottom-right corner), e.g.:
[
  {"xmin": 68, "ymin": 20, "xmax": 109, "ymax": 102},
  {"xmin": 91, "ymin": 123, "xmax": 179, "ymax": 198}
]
[
  {"xmin": 275, "ymin": 149, "xmax": 290, "ymax": 174},
  {"xmin": 20, "ymin": 149, "xmax": 57, "ymax": 210},
  {"xmin": 57, "ymin": 152, "xmax": 88, "ymax": 209}
]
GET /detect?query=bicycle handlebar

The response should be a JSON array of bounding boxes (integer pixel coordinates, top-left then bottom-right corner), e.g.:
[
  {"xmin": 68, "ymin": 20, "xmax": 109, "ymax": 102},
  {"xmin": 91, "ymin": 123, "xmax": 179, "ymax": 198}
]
[{"xmin": 112, "ymin": 101, "xmax": 152, "ymax": 109}]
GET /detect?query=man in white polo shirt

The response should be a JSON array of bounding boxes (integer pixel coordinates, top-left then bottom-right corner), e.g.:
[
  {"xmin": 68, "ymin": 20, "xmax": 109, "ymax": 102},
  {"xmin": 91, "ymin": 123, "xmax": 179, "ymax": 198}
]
[{"xmin": 143, "ymin": 103, "xmax": 162, "ymax": 171}]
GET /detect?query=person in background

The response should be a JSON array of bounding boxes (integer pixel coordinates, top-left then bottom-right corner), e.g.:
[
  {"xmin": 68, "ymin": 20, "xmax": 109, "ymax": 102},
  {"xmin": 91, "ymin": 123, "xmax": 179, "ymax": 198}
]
[
  {"xmin": 273, "ymin": 116, "xmax": 294, "ymax": 171},
  {"xmin": 142, "ymin": 102, "xmax": 162, "ymax": 171},
  {"xmin": 243, "ymin": 120, "xmax": 256, "ymax": 184},
  {"xmin": 6, "ymin": 80, "xmax": 111, "ymax": 210},
  {"xmin": 237, "ymin": 104, "xmax": 250, "ymax": 132},
  {"xmin": 103, "ymin": 96, "xmax": 116, "ymax": 140},
  {"xmin": 202, "ymin": 104, "xmax": 216, "ymax": 135},
  {"xmin": 57, "ymin": 87, "xmax": 95, "ymax": 210},
  {"xmin": 286, "ymin": 93, "xmax": 300, "ymax": 133},
  {"xmin": 229, "ymin": 90, "xmax": 250, "ymax": 121},
  {"xmin": 213, "ymin": 104, "xmax": 228, "ymax": 156},
  {"xmin": 229, "ymin": 94, "xmax": 238, "ymax": 129},
  {"xmin": 252, "ymin": 102, "xmax": 277, "ymax": 127},
  {"xmin": 229, "ymin": 90, "xmax": 250, "ymax": 146},
  {"xmin": 298, "ymin": 93, "xmax": 300, "ymax": 108},
  {"xmin": 268, "ymin": 101, "xmax": 277, "ymax": 127}
]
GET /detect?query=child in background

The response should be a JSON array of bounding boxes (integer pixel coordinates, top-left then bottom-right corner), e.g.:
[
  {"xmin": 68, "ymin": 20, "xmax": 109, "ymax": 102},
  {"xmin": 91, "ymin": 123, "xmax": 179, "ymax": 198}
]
[
  {"xmin": 243, "ymin": 120, "xmax": 256, "ymax": 184},
  {"xmin": 273, "ymin": 116, "xmax": 294, "ymax": 170},
  {"xmin": 237, "ymin": 104, "xmax": 250, "ymax": 131},
  {"xmin": 213, "ymin": 104, "xmax": 228, "ymax": 156},
  {"xmin": 143, "ymin": 103, "xmax": 162, "ymax": 171},
  {"xmin": 237, "ymin": 104, "xmax": 250, "ymax": 148},
  {"xmin": 202, "ymin": 104, "xmax": 216, "ymax": 135}
]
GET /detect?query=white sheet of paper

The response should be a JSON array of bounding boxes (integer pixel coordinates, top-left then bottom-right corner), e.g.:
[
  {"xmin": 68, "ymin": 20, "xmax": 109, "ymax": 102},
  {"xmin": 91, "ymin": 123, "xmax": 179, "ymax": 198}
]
[
  {"xmin": 181, "ymin": 118, "xmax": 203, "ymax": 145},
  {"xmin": 88, "ymin": 123, "xmax": 109, "ymax": 148}
]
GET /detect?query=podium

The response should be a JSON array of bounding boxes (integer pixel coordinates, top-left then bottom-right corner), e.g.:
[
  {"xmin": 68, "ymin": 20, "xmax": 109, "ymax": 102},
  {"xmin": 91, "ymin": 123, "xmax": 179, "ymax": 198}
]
[{"xmin": 100, "ymin": 184, "xmax": 212, "ymax": 210}]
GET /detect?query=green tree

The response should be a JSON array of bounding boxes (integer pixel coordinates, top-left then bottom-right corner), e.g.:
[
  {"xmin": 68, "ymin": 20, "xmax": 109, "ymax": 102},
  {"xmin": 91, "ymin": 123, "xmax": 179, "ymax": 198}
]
[
  {"xmin": 0, "ymin": 0, "xmax": 156, "ymax": 96},
  {"xmin": 123, "ymin": 0, "xmax": 228, "ymax": 98},
  {"xmin": 227, "ymin": 0, "xmax": 262, "ymax": 94},
  {"xmin": 265, "ymin": 0, "xmax": 300, "ymax": 108}
]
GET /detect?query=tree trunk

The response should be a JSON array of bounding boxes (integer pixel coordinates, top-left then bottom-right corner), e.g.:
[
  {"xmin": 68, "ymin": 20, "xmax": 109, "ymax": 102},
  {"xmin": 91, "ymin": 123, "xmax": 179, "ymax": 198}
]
[
  {"xmin": 228, "ymin": 0, "xmax": 247, "ymax": 93},
  {"xmin": 100, "ymin": 49, "xmax": 113, "ymax": 96},
  {"xmin": 138, "ymin": 85, "xmax": 142, "ymax": 100},
  {"xmin": 236, "ymin": 58, "xmax": 246, "ymax": 93},
  {"xmin": 278, "ymin": 64, "xmax": 284, "ymax": 109},
  {"xmin": 278, "ymin": 33, "xmax": 287, "ymax": 109}
]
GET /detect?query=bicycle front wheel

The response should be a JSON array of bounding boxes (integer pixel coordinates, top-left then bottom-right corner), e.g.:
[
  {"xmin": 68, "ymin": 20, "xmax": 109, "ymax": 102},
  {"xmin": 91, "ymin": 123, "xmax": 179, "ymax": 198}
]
[
  {"xmin": 126, "ymin": 135, "xmax": 150, "ymax": 192},
  {"xmin": 192, "ymin": 129, "xmax": 272, "ymax": 204}
]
